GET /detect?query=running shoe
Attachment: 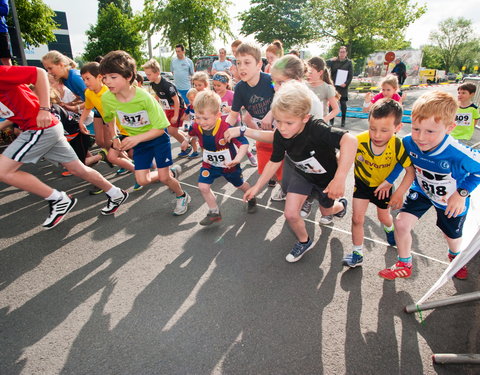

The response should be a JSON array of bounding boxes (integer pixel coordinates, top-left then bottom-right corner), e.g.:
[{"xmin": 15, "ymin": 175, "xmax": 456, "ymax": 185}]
[
  {"xmin": 384, "ymin": 227, "xmax": 396, "ymax": 246},
  {"xmin": 98, "ymin": 149, "xmax": 114, "ymax": 168},
  {"xmin": 448, "ymin": 254, "xmax": 468, "ymax": 280},
  {"xmin": 343, "ymin": 251, "xmax": 364, "ymax": 268},
  {"xmin": 61, "ymin": 170, "xmax": 72, "ymax": 177},
  {"xmin": 89, "ymin": 187, "xmax": 104, "ymax": 195},
  {"xmin": 42, "ymin": 192, "xmax": 77, "ymax": 230},
  {"xmin": 170, "ymin": 165, "xmax": 182, "ymax": 179},
  {"xmin": 115, "ymin": 168, "xmax": 129, "ymax": 176},
  {"xmin": 132, "ymin": 183, "xmax": 143, "ymax": 191},
  {"xmin": 271, "ymin": 187, "xmax": 286, "ymax": 201},
  {"xmin": 173, "ymin": 192, "xmax": 191, "ymax": 215},
  {"xmin": 285, "ymin": 238, "xmax": 314, "ymax": 263},
  {"xmin": 334, "ymin": 198, "xmax": 348, "ymax": 218},
  {"xmin": 247, "ymin": 153, "xmax": 257, "ymax": 167},
  {"xmin": 300, "ymin": 198, "xmax": 314, "ymax": 218},
  {"xmin": 378, "ymin": 261, "xmax": 412, "ymax": 280},
  {"xmin": 177, "ymin": 146, "xmax": 192, "ymax": 158},
  {"xmin": 199, "ymin": 211, "xmax": 222, "ymax": 226},
  {"xmin": 247, "ymin": 197, "xmax": 257, "ymax": 213},
  {"xmin": 268, "ymin": 179, "xmax": 276, "ymax": 187},
  {"xmin": 318, "ymin": 215, "xmax": 333, "ymax": 225},
  {"xmin": 101, "ymin": 190, "xmax": 129, "ymax": 215},
  {"xmin": 188, "ymin": 151, "xmax": 200, "ymax": 159}
]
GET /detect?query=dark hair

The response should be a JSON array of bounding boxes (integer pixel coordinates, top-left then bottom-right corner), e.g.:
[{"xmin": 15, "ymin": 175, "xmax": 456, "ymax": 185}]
[
  {"xmin": 288, "ymin": 49, "xmax": 300, "ymax": 57},
  {"xmin": 458, "ymin": 82, "xmax": 476, "ymax": 94},
  {"xmin": 94, "ymin": 55, "xmax": 104, "ymax": 63},
  {"xmin": 175, "ymin": 44, "xmax": 185, "ymax": 51},
  {"xmin": 99, "ymin": 50, "xmax": 136, "ymax": 84},
  {"xmin": 369, "ymin": 98, "xmax": 403, "ymax": 125},
  {"xmin": 307, "ymin": 57, "xmax": 333, "ymax": 85},
  {"xmin": 80, "ymin": 62, "xmax": 101, "ymax": 77},
  {"xmin": 136, "ymin": 73, "xmax": 144, "ymax": 84}
]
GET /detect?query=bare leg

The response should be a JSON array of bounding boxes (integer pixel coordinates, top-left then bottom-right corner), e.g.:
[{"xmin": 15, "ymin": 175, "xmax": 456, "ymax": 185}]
[
  {"xmin": 198, "ymin": 182, "xmax": 217, "ymax": 209},
  {"xmin": 63, "ymin": 159, "xmax": 113, "ymax": 192},
  {"xmin": 284, "ymin": 193, "xmax": 309, "ymax": 242}
]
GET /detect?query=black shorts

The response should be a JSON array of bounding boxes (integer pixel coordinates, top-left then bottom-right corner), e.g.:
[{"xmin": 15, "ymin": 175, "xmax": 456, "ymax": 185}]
[
  {"xmin": 400, "ymin": 189, "xmax": 467, "ymax": 239},
  {"xmin": 69, "ymin": 133, "xmax": 91, "ymax": 163},
  {"xmin": 0, "ymin": 32, "xmax": 12, "ymax": 59},
  {"xmin": 353, "ymin": 177, "xmax": 391, "ymax": 209}
]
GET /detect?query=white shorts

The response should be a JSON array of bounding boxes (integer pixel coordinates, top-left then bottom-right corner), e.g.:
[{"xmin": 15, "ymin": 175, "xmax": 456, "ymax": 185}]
[{"xmin": 3, "ymin": 123, "xmax": 78, "ymax": 164}]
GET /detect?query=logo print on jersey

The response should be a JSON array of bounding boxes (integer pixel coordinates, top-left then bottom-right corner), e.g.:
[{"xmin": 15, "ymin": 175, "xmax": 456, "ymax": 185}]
[
  {"xmin": 219, "ymin": 139, "xmax": 226, "ymax": 146},
  {"xmin": 408, "ymin": 191, "xmax": 418, "ymax": 200},
  {"xmin": 410, "ymin": 152, "xmax": 418, "ymax": 159},
  {"xmin": 439, "ymin": 160, "xmax": 450, "ymax": 170},
  {"xmin": 201, "ymin": 170, "xmax": 210, "ymax": 178}
]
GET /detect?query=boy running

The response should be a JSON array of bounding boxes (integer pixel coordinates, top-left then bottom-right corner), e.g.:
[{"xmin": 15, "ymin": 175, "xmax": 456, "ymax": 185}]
[{"xmin": 450, "ymin": 82, "xmax": 479, "ymax": 141}]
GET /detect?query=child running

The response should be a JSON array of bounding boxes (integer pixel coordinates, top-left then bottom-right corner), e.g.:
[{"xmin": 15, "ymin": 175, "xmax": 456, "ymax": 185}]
[
  {"xmin": 450, "ymin": 82, "xmax": 479, "ymax": 141},
  {"xmin": 363, "ymin": 74, "xmax": 403, "ymax": 112},
  {"xmin": 99, "ymin": 50, "xmax": 191, "ymax": 215},
  {"xmin": 244, "ymin": 81, "xmax": 357, "ymax": 262},
  {"xmin": 378, "ymin": 91, "xmax": 480, "ymax": 280},
  {"xmin": 182, "ymin": 90, "xmax": 257, "ymax": 225},
  {"xmin": 0, "ymin": 65, "xmax": 128, "ymax": 229},
  {"xmin": 343, "ymin": 99, "xmax": 415, "ymax": 268}
]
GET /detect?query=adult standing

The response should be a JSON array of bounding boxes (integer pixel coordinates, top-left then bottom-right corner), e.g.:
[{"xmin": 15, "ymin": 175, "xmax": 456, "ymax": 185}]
[
  {"xmin": 211, "ymin": 48, "xmax": 232, "ymax": 75},
  {"xmin": 171, "ymin": 44, "xmax": 194, "ymax": 104},
  {"xmin": 0, "ymin": 0, "xmax": 12, "ymax": 66},
  {"xmin": 391, "ymin": 58, "xmax": 407, "ymax": 85},
  {"xmin": 327, "ymin": 46, "xmax": 353, "ymax": 127}
]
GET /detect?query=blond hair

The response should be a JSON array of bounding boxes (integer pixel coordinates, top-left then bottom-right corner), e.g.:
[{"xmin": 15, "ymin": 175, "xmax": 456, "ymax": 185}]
[
  {"xmin": 42, "ymin": 50, "xmax": 76, "ymax": 69},
  {"xmin": 412, "ymin": 91, "xmax": 458, "ymax": 126},
  {"xmin": 186, "ymin": 87, "xmax": 198, "ymax": 101},
  {"xmin": 142, "ymin": 59, "xmax": 161, "ymax": 73},
  {"xmin": 194, "ymin": 90, "xmax": 221, "ymax": 114},
  {"xmin": 379, "ymin": 74, "xmax": 399, "ymax": 90},
  {"xmin": 271, "ymin": 54, "xmax": 306, "ymax": 81},
  {"xmin": 236, "ymin": 43, "xmax": 262, "ymax": 63},
  {"xmin": 192, "ymin": 71, "xmax": 210, "ymax": 87},
  {"xmin": 266, "ymin": 40, "xmax": 284, "ymax": 58},
  {"xmin": 271, "ymin": 80, "xmax": 311, "ymax": 118}
]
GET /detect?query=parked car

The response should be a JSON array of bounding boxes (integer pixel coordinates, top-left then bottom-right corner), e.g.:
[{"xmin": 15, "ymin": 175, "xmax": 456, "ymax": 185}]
[
  {"xmin": 194, "ymin": 55, "xmax": 235, "ymax": 76},
  {"xmin": 446, "ymin": 72, "xmax": 456, "ymax": 81}
]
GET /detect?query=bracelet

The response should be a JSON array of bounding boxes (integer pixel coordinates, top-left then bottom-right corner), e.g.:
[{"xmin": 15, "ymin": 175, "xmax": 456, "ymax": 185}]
[
  {"xmin": 111, "ymin": 135, "xmax": 120, "ymax": 141},
  {"xmin": 39, "ymin": 106, "xmax": 50, "ymax": 111}
]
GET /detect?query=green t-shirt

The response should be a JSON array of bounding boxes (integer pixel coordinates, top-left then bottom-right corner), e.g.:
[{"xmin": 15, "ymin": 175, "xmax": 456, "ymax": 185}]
[
  {"xmin": 101, "ymin": 87, "xmax": 169, "ymax": 136},
  {"xmin": 451, "ymin": 103, "xmax": 479, "ymax": 140}
]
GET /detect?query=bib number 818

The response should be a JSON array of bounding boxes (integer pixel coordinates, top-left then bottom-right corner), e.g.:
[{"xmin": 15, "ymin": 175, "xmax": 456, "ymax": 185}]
[{"xmin": 422, "ymin": 181, "xmax": 447, "ymax": 196}]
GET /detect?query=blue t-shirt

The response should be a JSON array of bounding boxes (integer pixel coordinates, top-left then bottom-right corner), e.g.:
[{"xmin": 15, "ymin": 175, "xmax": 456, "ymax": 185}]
[
  {"xmin": 212, "ymin": 59, "xmax": 232, "ymax": 72},
  {"xmin": 231, "ymin": 72, "xmax": 274, "ymax": 120},
  {"xmin": 403, "ymin": 134, "xmax": 480, "ymax": 214},
  {"xmin": 171, "ymin": 57, "xmax": 194, "ymax": 91},
  {"xmin": 0, "ymin": 0, "xmax": 8, "ymax": 33},
  {"xmin": 63, "ymin": 69, "xmax": 86, "ymax": 101}
]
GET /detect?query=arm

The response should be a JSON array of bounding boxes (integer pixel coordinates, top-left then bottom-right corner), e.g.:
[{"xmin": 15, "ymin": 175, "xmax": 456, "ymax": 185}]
[
  {"xmin": 78, "ymin": 107, "xmax": 92, "ymax": 134},
  {"xmin": 362, "ymin": 92, "xmax": 373, "ymax": 112},
  {"xmin": 226, "ymin": 111, "xmax": 239, "ymax": 126},
  {"xmin": 35, "ymin": 68, "xmax": 53, "ymax": 128},
  {"xmin": 345, "ymin": 60, "xmax": 354, "ymax": 87},
  {"xmin": 388, "ymin": 165, "xmax": 415, "ymax": 209},
  {"xmin": 0, "ymin": 1, "xmax": 8, "ymax": 17},
  {"xmin": 260, "ymin": 110, "xmax": 274, "ymax": 130},
  {"xmin": 323, "ymin": 133, "xmax": 357, "ymax": 199},
  {"xmin": 224, "ymin": 127, "xmax": 275, "ymax": 143},
  {"xmin": 0, "ymin": 119, "xmax": 13, "ymax": 130},
  {"xmin": 244, "ymin": 160, "xmax": 283, "ymax": 201},
  {"xmin": 171, "ymin": 94, "xmax": 180, "ymax": 124},
  {"xmin": 226, "ymin": 143, "xmax": 248, "ymax": 168},
  {"xmin": 120, "ymin": 129, "xmax": 164, "ymax": 151},
  {"xmin": 324, "ymin": 96, "xmax": 340, "ymax": 122}
]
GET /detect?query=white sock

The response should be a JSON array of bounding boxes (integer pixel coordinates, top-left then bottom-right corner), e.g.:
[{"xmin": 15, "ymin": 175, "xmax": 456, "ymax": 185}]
[
  {"xmin": 46, "ymin": 189, "xmax": 62, "ymax": 201},
  {"xmin": 209, "ymin": 207, "xmax": 220, "ymax": 214},
  {"xmin": 353, "ymin": 244, "xmax": 363, "ymax": 255},
  {"xmin": 106, "ymin": 186, "xmax": 122, "ymax": 198},
  {"xmin": 384, "ymin": 224, "xmax": 394, "ymax": 232}
]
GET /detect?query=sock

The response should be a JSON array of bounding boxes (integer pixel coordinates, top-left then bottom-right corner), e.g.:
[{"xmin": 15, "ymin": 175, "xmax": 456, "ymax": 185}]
[
  {"xmin": 448, "ymin": 249, "xmax": 460, "ymax": 257},
  {"xmin": 46, "ymin": 189, "xmax": 62, "ymax": 201},
  {"xmin": 384, "ymin": 224, "xmax": 394, "ymax": 232},
  {"xmin": 300, "ymin": 237, "xmax": 310, "ymax": 245},
  {"xmin": 209, "ymin": 207, "xmax": 220, "ymax": 214},
  {"xmin": 176, "ymin": 192, "xmax": 186, "ymax": 199},
  {"xmin": 398, "ymin": 256, "xmax": 412, "ymax": 266},
  {"xmin": 106, "ymin": 186, "xmax": 122, "ymax": 198},
  {"xmin": 353, "ymin": 244, "xmax": 363, "ymax": 255}
]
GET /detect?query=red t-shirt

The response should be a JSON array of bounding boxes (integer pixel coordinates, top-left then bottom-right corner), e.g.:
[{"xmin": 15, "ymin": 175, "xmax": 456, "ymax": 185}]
[{"xmin": 0, "ymin": 65, "xmax": 58, "ymax": 130}]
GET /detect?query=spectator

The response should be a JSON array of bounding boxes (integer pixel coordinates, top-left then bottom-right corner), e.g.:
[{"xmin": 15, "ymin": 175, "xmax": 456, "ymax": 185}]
[
  {"xmin": 171, "ymin": 44, "xmax": 194, "ymax": 104},
  {"xmin": 211, "ymin": 48, "xmax": 232, "ymax": 75},
  {"xmin": 0, "ymin": 0, "xmax": 12, "ymax": 66},
  {"xmin": 327, "ymin": 46, "xmax": 353, "ymax": 127},
  {"xmin": 265, "ymin": 40, "xmax": 283, "ymax": 74},
  {"xmin": 391, "ymin": 58, "xmax": 407, "ymax": 86}
]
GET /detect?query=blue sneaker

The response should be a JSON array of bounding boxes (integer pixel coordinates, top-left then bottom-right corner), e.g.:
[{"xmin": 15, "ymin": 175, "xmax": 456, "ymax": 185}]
[
  {"xmin": 343, "ymin": 251, "xmax": 364, "ymax": 268},
  {"xmin": 188, "ymin": 151, "xmax": 200, "ymax": 159},
  {"xmin": 178, "ymin": 146, "xmax": 192, "ymax": 158},
  {"xmin": 132, "ymin": 183, "xmax": 143, "ymax": 191},
  {"xmin": 384, "ymin": 227, "xmax": 396, "ymax": 246},
  {"xmin": 285, "ymin": 238, "xmax": 314, "ymax": 263},
  {"xmin": 115, "ymin": 168, "xmax": 129, "ymax": 176}
]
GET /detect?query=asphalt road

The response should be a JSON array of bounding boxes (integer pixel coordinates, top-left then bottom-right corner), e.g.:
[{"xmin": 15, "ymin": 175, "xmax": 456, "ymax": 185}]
[{"xmin": 1, "ymin": 84, "xmax": 479, "ymax": 375}]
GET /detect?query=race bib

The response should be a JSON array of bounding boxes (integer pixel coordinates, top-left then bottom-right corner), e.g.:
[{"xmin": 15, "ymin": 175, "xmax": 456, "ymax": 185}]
[
  {"xmin": 415, "ymin": 166, "xmax": 456, "ymax": 204},
  {"xmin": 203, "ymin": 149, "xmax": 232, "ymax": 168},
  {"xmin": 220, "ymin": 102, "xmax": 229, "ymax": 116},
  {"xmin": 293, "ymin": 156, "xmax": 327, "ymax": 174},
  {"xmin": 117, "ymin": 110, "xmax": 151, "ymax": 128},
  {"xmin": 159, "ymin": 99, "xmax": 171, "ymax": 110},
  {"xmin": 455, "ymin": 112, "xmax": 472, "ymax": 127},
  {"xmin": 0, "ymin": 102, "xmax": 14, "ymax": 118}
]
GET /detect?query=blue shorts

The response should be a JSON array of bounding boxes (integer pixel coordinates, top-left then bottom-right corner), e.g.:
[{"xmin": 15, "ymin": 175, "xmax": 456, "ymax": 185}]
[
  {"xmin": 133, "ymin": 134, "xmax": 172, "ymax": 170},
  {"xmin": 198, "ymin": 166, "xmax": 244, "ymax": 187},
  {"xmin": 401, "ymin": 189, "xmax": 468, "ymax": 239}
]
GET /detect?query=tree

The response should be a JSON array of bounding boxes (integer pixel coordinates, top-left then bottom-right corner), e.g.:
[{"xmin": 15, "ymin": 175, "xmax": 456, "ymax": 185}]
[
  {"xmin": 309, "ymin": 0, "xmax": 426, "ymax": 60},
  {"xmin": 429, "ymin": 17, "xmax": 476, "ymax": 73},
  {"xmin": 421, "ymin": 45, "xmax": 444, "ymax": 70},
  {"xmin": 142, "ymin": 0, "xmax": 232, "ymax": 59},
  {"xmin": 98, "ymin": 0, "xmax": 132, "ymax": 16},
  {"xmin": 239, "ymin": 0, "xmax": 315, "ymax": 50},
  {"xmin": 83, "ymin": 3, "xmax": 144, "ymax": 63},
  {"xmin": 8, "ymin": 0, "xmax": 57, "ymax": 46}
]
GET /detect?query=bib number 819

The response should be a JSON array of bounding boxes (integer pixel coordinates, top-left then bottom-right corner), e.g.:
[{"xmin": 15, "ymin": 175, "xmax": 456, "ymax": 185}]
[{"xmin": 207, "ymin": 154, "xmax": 225, "ymax": 163}]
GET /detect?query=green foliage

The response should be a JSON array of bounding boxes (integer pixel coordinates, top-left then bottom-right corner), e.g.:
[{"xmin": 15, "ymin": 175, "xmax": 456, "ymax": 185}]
[
  {"xmin": 8, "ymin": 0, "xmax": 58, "ymax": 47},
  {"xmin": 83, "ymin": 3, "xmax": 144, "ymax": 63},
  {"xmin": 421, "ymin": 45, "xmax": 444, "ymax": 70},
  {"xmin": 141, "ymin": 0, "xmax": 232, "ymax": 59},
  {"xmin": 239, "ymin": 0, "xmax": 315, "ymax": 50},
  {"xmin": 309, "ymin": 0, "xmax": 426, "ymax": 60},
  {"xmin": 429, "ymin": 17, "xmax": 476, "ymax": 73},
  {"xmin": 98, "ymin": 0, "xmax": 132, "ymax": 16},
  {"xmin": 455, "ymin": 39, "xmax": 480, "ymax": 73}
]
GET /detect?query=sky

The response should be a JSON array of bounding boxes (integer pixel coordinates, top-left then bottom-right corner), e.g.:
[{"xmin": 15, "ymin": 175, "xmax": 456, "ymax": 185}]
[{"xmin": 42, "ymin": 0, "xmax": 480, "ymax": 58}]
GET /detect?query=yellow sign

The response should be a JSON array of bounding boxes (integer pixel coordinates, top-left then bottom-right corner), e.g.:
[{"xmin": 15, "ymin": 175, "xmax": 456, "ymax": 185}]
[
  {"xmin": 462, "ymin": 66, "xmax": 466, "ymax": 71},
  {"xmin": 474, "ymin": 66, "xmax": 479, "ymax": 71}
]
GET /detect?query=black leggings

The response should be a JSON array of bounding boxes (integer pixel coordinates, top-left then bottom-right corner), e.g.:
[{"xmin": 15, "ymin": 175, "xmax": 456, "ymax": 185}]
[{"xmin": 330, "ymin": 98, "xmax": 348, "ymax": 125}]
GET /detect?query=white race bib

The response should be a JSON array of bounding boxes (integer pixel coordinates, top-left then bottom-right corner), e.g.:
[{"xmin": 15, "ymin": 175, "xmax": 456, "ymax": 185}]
[
  {"xmin": 0, "ymin": 102, "xmax": 14, "ymax": 118},
  {"xmin": 203, "ymin": 149, "xmax": 232, "ymax": 168},
  {"xmin": 117, "ymin": 110, "xmax": 151, "ymax": 128},
  {"xmin": 455, "ymin": 112, "xmax": 472, "ymax": 127},
  {"xmin": 220, "ymin": 102, "xmax": 229, "ymax": 116},
  {"xmin": 415, "ymin": 167, "xmax": 456, "ymax": 204},
  {"xmin": 293, "ymin": 156, "xmax": 327, "ymax": 174},
  {"xmin": 159, "ymin": 99, "xmax": 171, "ymax": 110}
]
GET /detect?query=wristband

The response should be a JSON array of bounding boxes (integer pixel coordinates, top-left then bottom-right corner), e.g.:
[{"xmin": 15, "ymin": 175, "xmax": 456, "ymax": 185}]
[
  {"xmin": 39, "ymin": 107, "xmax": 50, "ymax": 111},
  {"xmin": 111, "ymin": 135, "xmax": 120, "ymax": 141}
]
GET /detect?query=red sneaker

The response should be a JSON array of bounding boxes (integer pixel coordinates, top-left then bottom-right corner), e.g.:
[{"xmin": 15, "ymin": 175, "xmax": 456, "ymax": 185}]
[
  {"xmin": 378, "ymin": 261, "xmax": 412, "ymax": 280},
  {"xmin": 448, "ymin": 254, "xmax": 468, "ymax": 280},
  {"xmin": 61, "ymin": 170, "xmax": 72, "ymax": 177}
]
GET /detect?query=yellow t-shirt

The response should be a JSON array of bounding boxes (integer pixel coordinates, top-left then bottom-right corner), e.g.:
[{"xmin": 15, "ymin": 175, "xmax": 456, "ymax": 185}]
[{"xmin": 355, "ymin": 131, "xmax": 411, "ymax": 187}]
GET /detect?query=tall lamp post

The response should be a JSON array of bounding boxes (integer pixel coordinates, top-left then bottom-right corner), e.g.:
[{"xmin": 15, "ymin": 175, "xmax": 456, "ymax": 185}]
[{"xmin": 9, "ymin": 0, "xmax": 26, "ymax": 65}]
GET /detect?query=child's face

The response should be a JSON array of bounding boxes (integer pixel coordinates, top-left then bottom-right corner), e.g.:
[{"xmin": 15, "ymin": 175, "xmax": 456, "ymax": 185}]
[
  {"xmin": 187, "ymin": 93, "xmax": 196, "ymax": 105},
  {"xmin": 195, "ymin": 109, "xmax": 220, "ymax": 130},
  {"xmin": 273, "ymin": 109, "xmax": 310, "ymax": 139},
  {"xmin": 457, "ymin": 89, "xmax": 473, "ymax": 103},
  {"xmin": 381, "ymin": 83, "xmax": 396, "ymax": 99},
  {"xmin": 368, "ymin": 115, "xmax": 402, "ymax": 148},
  {"xmin": 103, "ymin": 73, "xmax": 131, "ymax": 95},
  {"xmin": 43, "ymin": 60, "xmax": 67, "ymax": 80},
  {"xmin": 193, "ymin": 80, "xmax": 208, "ymax": 91},
  {"xmin": 236, "ymin": 53, "xmax": 262, "ymax": 83},
  {"xmin": 81, "ymin": 72, "xmax": 103, "ymax": 92},
  {"xmin": 144, "ymin": 68, "xmax": 160, "ymax": 83},
  {"xmin": 213, "ymin": 80, "xmax": 227, "ymax": 94},
  {"xmin": 411, "ymin": 116, "xmax": 455, "ymax": 152},
  {"xmin": 271, "ymin": 72, "xmax": 292, "ymax": 92},
  {"xmin": 306, "ymin": 65, "xmax": 322, "ymax": 83},
  {"xmin": 266, "ymin": 51, "xmax": 277, "ymax": 65}
]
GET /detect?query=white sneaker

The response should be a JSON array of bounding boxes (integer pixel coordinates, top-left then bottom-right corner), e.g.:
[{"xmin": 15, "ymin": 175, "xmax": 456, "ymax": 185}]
[
  {"xmin": 300, "ymin": 198, "xmax": 314, "ymax": 218},
  {"xmin": 318, "ymin": 215, "xmax": 333, "ymax": 225},
  {"xmin": 174, "ymin": 192, "xmax": 191, "ymax": 215},
  {"xmin": 271, "ymin": 187, "xmax": 287, "ymax": 201},
  {"xmin": 170, "ymin": 165, "xmax": 182, "ymax": 179},
  {"xmin": 42, "ymin": 192, "xmax": 77, "ymax": 229},
  {"xmin": 101, "ymin": 190, "xmax": 129, "ymax": 215},
  {"xmin": 247, "ymin": 153, "xmax": 257, "ymax": 167}
]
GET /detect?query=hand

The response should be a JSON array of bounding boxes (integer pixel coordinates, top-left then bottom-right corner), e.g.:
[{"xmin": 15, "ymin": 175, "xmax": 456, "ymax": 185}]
[
  {"xmin": 374, "ymin": 181, "xmax": 392, "ymax": 201},
  {"xmin": 170, "ymin": 115, "xmax": 178, "ymax": 125},
  {"xmin": 340, "ymin": 83, "xmax": 346, "ymax": 88},
  {"xmin": 323, "ymin": 177, "xmax": 345, "ymax": 200},
  {"xmin": 260, "ymin": 118, "xmax": 272, "ymax": 130},
  {"xmin": 36, "ymin": 110, "xmax": 52, "ymax": 128},
  {"xmin": 111, "ymin": 138, "xmax": 122, "ymax": 151},
  {"xmin": 79, "ymin": 123, "xmax": 90, "ymax": 135},
  {"xmin": 388, "ymin": 190, "xmax": 404, "ymax": 210},
  {"xmin": 224, "ymin": 127, "xmax": 240, "ymax": 142},
  {"xmin": 445, "ymin": 192, "xmax": 466, "ymax": 218},
  {"xmin": 365, "ymin": 92, "xmax": 372, "ymax": 102},
  {"xmin": 120, "ymin": 136, "xmax": 140, "ymax": 151},
  {"xmin": 225, "ymin": 157, "xmax": 240, "ymax": 169},
  {"xmin": 243, "ymin": 186, "xmax": 258, "ymax": 202}
]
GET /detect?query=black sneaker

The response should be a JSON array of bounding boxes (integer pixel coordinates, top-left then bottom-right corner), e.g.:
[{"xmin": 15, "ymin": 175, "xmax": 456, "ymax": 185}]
[
  {"xmin": 199, "ymin": 211, "xmax": 222, "ymax": 226},
  {"xmin": 98, "ymin": 149, "xmax": 114, "ymax": 168},
  {"xmin": 247, "ymin": 197, "xmax": 257, "ymax": 214},
  {"xmin": 268, "ymin": 179, "xmax": 276, "ymax": 187},
  {"xmin": 101, "ymin": 190, "xmax": 129, "ymax": 215},
  {"xmin": 42, "ymin": 192, "xmax": 77, "ymax": 230},
  {"xmin": 334, "ymin": 198, "xmax": 348, "ymax": 218}
]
